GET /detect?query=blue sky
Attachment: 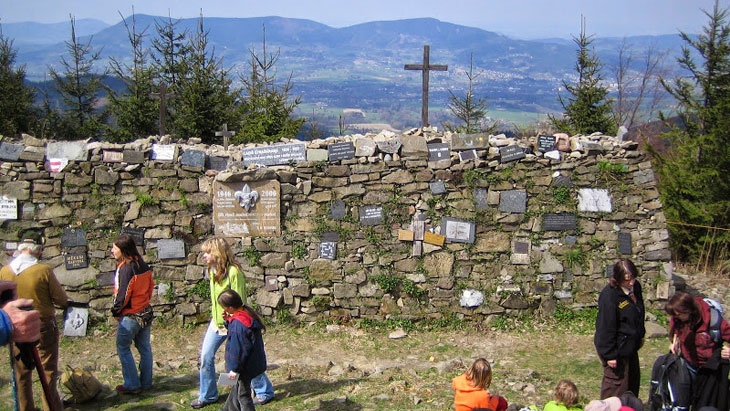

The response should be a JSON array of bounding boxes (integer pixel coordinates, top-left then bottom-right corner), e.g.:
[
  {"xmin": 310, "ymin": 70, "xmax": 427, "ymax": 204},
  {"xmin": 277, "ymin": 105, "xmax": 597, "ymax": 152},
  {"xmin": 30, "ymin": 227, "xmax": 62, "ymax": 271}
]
[{"xmin": 1, "ymin": 0, "xmax": 728, "ymax": 39}]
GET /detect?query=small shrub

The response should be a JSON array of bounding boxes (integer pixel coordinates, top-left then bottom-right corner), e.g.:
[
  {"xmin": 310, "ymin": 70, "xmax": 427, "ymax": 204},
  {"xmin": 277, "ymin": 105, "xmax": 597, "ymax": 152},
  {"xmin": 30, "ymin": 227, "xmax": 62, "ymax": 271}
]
[
  {"xmin": 372, "ymin": 273, "xmax": 400, "ymax": 293},
  {"xmin": 242, "ymin": 246, "xmax": 261, "ymax": 267},
  {"xmin": 187, "ymin": 280, "xmax": 210, "ymax": 300},
  {"xmin": 292, "ymin": 243, "xmax": 308, "ymax": 259}
]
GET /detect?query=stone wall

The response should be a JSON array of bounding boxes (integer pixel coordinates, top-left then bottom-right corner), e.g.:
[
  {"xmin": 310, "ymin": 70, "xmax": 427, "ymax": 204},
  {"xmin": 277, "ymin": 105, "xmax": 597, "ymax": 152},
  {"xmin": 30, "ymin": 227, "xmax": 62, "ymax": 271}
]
[{"xmin": 0, "ymin": 129, "xmax": 673, "ymax": 325}]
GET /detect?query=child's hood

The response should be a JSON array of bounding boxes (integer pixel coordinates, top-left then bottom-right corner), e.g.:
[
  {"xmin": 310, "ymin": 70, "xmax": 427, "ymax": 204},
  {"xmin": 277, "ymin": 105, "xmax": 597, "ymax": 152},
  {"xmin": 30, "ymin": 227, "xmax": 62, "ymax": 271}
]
[{"xmin": 228, "ymin": 310, "xmax": 261, "ymax": 329}]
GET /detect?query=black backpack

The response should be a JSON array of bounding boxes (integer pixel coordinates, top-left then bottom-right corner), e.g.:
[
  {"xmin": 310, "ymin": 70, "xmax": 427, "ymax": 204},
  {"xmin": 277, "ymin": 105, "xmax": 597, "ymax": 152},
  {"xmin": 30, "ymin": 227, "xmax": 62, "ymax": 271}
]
[{"xmin": 649, "ymin": 352, "xmax": 692, "ymax": 411}]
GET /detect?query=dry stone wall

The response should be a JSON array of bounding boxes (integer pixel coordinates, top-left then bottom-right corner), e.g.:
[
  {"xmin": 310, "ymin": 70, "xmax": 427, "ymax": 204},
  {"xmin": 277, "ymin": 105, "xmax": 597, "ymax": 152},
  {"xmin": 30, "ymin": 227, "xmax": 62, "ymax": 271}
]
[{"xmin": 0, "ymin": 129, "xmax": 673, "ymax": 325}]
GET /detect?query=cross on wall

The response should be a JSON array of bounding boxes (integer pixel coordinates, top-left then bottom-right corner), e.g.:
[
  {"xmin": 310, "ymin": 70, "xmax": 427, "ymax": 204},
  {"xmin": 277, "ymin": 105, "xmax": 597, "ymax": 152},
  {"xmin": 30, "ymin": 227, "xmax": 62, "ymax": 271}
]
[{"xmin": 404, "ymin": 45, "xmax": 448, "ymax": 128}]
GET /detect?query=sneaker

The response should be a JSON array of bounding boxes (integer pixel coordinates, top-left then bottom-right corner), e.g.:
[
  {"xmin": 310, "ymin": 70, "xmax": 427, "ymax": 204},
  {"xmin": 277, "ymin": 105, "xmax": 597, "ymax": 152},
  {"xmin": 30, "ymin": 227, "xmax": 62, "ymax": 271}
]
[
  {"xmin": 190, "ymin": 399, "xmax": 215, "ymax": 409},
  {"xmin": 115, "ymin": 384, "xmax": 141, "ymax": 395},
  {"xmin": 252, "ymin": 396, "xmax": 271, "ymax": 405}
]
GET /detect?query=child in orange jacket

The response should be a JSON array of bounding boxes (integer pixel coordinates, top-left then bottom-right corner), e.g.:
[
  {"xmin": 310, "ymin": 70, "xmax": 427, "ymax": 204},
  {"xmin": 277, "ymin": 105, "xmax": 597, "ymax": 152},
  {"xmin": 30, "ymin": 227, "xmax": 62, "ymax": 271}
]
[{"xmin": 452, "ymin": 358, "xmax": 508, "ymax": 411}]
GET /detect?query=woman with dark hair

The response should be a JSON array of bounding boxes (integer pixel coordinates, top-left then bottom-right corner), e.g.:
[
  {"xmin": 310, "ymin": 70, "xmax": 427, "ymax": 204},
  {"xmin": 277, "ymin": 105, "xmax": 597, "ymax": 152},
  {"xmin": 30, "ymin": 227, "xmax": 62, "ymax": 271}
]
[
  {"xmin": 666, "ymin": 292, "xmax": 730, "ymax": 411},
  {"xmin": 594, "ymin": 259, "xmax": 645, "ymax": 399},
  {"xmin": 111, "ymin": 234, "xmax": 154, "ymax": 394}
]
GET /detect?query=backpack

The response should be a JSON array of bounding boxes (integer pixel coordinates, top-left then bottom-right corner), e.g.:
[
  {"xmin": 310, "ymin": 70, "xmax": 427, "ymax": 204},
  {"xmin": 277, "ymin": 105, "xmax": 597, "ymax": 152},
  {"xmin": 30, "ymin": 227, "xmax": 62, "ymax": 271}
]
[
  {"xmin": 61, "ymin": 365, "xmax": 102, "ymax": 404},
  {"xmin": 649, "ymin": 352, "xmax": 692, "ymax": 411},
  {"xmin": 703, "ymin": 297, "xmax": 723, "ymax": 344}
]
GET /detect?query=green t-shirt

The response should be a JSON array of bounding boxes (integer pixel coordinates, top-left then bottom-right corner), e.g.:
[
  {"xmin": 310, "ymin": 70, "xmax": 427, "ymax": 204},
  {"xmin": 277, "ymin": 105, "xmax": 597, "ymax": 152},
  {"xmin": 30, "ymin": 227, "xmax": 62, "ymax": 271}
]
[{"xmin": 209, "ymin": 265, "xmax": 247, "ymax": 328}]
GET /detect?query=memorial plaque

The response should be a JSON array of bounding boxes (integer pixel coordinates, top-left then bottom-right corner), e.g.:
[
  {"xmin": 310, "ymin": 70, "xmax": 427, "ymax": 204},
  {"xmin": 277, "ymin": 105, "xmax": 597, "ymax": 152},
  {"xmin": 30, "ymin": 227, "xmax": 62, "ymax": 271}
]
[
  {"xmin": 151, "ymin": 144, "xmax": 177, "ymax": 161},
  {"xmin": 552, "ymin": 175, "xmax": 573, "ymax": 187},
  {"xmin": 46, "ymin": 141, "xmax": 88, "ymax": 162},
  {"xmin": 542, "ymin": 213, "xmax": 578, "ymax": 231},
  {"xmin": 423, "ymin": 231, "xmax": 445, "ymax": 247},
  {"xmin": 578, "ymin": 188, "xmax": 612, "ymax": 212},
  {"xmin": 605, "ymin": 265, "xmax": 613, "ymax": 278},
  {"xmin": 451, "ymin": 133, "xmax": 489, "ymax": 150},
  {"xmin": 536, "ymin": 135, "xmax": 557, "ymax": 153},
  {"xmin": 319, "ymin": 242, "xmax": 337, "ymax": 260},
  {"xmin": 441, "ymin": 217, "xmax": 476, "ymax": 244},
  {"xmin": 513, "ymin": 241, "xmax": 530, "ymax": 254},
  {"xmin": 474, "ymin": 188, "xmax": 488, "ymax": 210},
  {"xmin": 181, "ymin": 149, "xmax": 206, "ymax": 168},
  {"xmin": 102, "ymin": 150, "xmax": 123, "ymax": 163},
  {"xmin": 328, "ymin": 142, "xmax": 356, "ymax": 162},
  {"xmin": 359, "ymin": 205, "xmax": 383, "ymax": 226},
  {"xmin": 61, "ymin": 228, "xmax": 87, "ymax": 247},
  {"xmin": 123, "ymin": 150, "xmax": 146, "ymax": 164},
  {"xmin": 242, "ymin": 143, "xmax": 306, "ymax": 167},
  {"xmin": 499, "ymin": 190, "xmax": 527, "ymax": 213},
  {"xmin": 206, "ymin": 155, "xmax": 229, "ymax": 171},
  {"xmin": 427, "ymin": 143, "xmax": 450, "ymax": 161},
  {"xmin": 398, "ymin": 229, "xmax": 415, "ymax": 241},
  {"xmin": 0, "ymin": 196, "xmax": 18, "ymax": 220},
  {"xmin": 265, "ymin": 275, "xmax": 278, "ymax": 292},
  {"xmin": 97, "ymin": 271, "xmax": 115, "ymax": 287},
  {"xmin": 157, "ymin": 239, "xmax": 186, "ymax": 260},
  {"xmin": 0, "ymin": 142, "xmax": 24, "ymax": 161},
  {"xmin": 213, "ymin": 180, "xmax": 281, "ymax": 237},
  {"xmin": 429, "ymin": 180, "xmax": 447, "ymax": 195},
  {"xmin": 499, "ymin": 145, "xmax": 526, "ymax": 163},
  {"xmin": 63, "ymin": 306, "xmax": 89, "ymax": 337},
  {"xmin": 618, "ymin": 232, "xmax": 632, "ymax": 255},
  {"xmin": 64, "ymin": 253, "xmax": 89, "ymax": 270},
  {"xmin": 120, "ymin": 227, "xmax": 145, "ymax": 247},
  {"xmin": 322, "ymin": 231, "xmax": 340, "ymax": 242},
  {"xmin": 458, "ymin": 149, "xmax": 478, "ymax": 162},
  {"xmin": 376, "ymin": 139, "xmax": 402, "ymax": 154},
  {"xmin": 329, "ymin": 200, "xmax": 346, "ymax": 220},
  {"xmin": 307, "ymin": 149, "xmax": 328, "ymax": 162}
]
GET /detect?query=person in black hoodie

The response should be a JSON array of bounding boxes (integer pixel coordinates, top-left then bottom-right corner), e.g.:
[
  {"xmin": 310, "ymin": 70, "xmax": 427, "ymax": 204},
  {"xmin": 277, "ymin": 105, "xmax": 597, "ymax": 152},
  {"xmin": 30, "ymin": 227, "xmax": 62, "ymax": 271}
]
[
  {"xmin": 218, "ymin": 290, "xmax": 267, "ymax": 411},
  {"xmin": 594, "ymin": 259, "xmax": 646, "ymax": 399}
]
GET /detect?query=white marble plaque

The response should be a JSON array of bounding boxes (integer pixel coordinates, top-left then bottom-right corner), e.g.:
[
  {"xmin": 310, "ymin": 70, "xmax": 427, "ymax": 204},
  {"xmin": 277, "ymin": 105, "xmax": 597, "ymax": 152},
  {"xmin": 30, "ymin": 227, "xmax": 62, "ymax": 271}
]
[
  {"xmin": 0, "ymin": 196, "xmax": 18, "ymax": 220},
  {"xmin": 578, "ymin": 188, "xmax": 612, "ymax": 212}
]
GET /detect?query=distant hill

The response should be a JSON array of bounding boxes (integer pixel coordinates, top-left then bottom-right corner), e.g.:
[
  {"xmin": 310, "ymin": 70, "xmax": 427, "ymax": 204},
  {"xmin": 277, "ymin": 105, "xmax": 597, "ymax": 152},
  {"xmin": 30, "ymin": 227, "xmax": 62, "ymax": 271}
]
[{"xmin": 2, "ymin": 18, "xmax": 110, "ymax": 45}]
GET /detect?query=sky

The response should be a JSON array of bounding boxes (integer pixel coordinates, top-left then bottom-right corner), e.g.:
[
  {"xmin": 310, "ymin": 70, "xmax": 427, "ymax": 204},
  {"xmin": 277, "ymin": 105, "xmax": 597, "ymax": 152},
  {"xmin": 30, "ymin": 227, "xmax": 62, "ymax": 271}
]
[{"xmin": 1, "ymin": 0, "xmax": 729, "ymax": 39}]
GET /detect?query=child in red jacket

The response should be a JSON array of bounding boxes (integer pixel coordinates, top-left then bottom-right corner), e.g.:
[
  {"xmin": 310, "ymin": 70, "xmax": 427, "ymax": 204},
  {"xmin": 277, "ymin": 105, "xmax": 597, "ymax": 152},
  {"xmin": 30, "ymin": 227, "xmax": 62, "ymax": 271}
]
[{"xmin": 452, "ymin": 358, "xmax": 508, "ymax": 411}]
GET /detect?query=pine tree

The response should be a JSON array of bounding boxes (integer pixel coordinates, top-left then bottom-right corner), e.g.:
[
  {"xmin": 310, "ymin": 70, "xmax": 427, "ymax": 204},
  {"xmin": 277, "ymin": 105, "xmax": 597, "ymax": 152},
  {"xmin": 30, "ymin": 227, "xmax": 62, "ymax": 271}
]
[
  {"xmin": 654, "ymin": 0, "xmax": 730, "ymax": 262},
  {"xmin": 0, "ymin": 31, "xmax": 36, "ymax": 136},
  {"xmin": 443, "ymin": 53, "xmax": 495, "ymax": 134},
  {"xmin": 549, "ymin": 17, "xmax": 616, "ymax": 135}
]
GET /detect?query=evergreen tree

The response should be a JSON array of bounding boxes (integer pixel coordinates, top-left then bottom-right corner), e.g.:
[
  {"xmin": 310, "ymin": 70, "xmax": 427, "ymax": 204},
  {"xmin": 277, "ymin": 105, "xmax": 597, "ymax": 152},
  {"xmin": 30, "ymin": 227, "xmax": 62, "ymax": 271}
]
[
  {"xmin": 443, "ymin": 53, "xmax": 495, "ymax": 134},
  {"xmin": 48, "ymin": 15, "xmax": 106, "ymax": 139},
  {"xmin": 0, "ymin": 31, "xmax": 36, "ymax": 136},
  {"xmin": 234, "ymin": 24, "xmax": 304, "ymax": 144},
  {"xmin": 654, "ymin": 0, "xmax": 730, "ymax": 262},
  {"xmin": 549, "ymin": 17, "xmax": 616, "ymax": 135},
  {"xmin": 106, "ymin": 12, "xmax": 158, "ymax": 142}
]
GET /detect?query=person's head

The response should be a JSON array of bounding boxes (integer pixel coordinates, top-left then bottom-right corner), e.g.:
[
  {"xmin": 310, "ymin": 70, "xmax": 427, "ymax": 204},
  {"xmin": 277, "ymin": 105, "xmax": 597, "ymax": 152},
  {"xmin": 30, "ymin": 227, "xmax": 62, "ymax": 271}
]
[
  {"xmin": 466, "ymin": 358, "xmax": 492, "ymax": 389},
  {"xmin": 553, "ymin": 379, "xmax": 579, "ymax": 407},
  {"xmin": 666, "ymin": 292, "xmax": 700, "ymax": 326},
  {"xmin": 201, "ymin": 237, "xmax": 239, "ymax": 283},
  {"xmin": 217, "ymin": 289, "xmax": 266, "ymax": 331},
  {"xmin": 16, "ymin": 230, "xmax": 43, "ymax": 258},
  {"xmin": 111, "ymin": 234, "xmax": 141, "ymax": 262},
  {"xmin": 610, "ymin": 259, "xmax": 639, "ymax": 289}
]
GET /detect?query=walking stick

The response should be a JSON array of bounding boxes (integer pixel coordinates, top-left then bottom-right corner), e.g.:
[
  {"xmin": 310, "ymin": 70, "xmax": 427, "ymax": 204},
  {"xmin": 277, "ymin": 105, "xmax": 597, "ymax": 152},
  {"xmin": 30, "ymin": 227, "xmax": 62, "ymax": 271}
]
[{"xmin": 17, "ymin": 342, "xmax": 58, "ymax": 411}]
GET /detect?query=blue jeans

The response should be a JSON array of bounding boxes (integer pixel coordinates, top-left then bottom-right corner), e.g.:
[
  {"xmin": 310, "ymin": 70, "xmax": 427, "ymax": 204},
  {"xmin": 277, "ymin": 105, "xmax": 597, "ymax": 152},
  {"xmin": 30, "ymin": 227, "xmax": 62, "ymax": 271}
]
[
  {"xmin": 116, "ymin": 316, "xmax": 153, "ymax": 390},
  {"xmin": 198, "ymin": 320, "xmax": 274, "ymax": 402}
]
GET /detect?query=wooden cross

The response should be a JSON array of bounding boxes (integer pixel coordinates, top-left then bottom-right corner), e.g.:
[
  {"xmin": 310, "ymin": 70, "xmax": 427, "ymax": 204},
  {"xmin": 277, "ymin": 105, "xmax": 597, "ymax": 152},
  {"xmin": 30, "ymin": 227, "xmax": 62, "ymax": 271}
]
[
  {"xmin": 404, "ymin": 45, "xmax": 448, "ymax": 128},
  {"xmin": 215, "ymin": 123, "xmax": 236, "ymax": 150},
  {"xmin": 150, "ymin": 83, "xmax": 175, "ymax": 136}
]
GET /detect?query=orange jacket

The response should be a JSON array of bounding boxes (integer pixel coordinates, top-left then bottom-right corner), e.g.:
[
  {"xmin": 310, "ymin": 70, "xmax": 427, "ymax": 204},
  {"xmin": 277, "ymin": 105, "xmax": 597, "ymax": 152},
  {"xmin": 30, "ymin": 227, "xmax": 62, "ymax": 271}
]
[
  {"xmin": 112, "ymin": 258, "xmax": 153, "ymax": 317},
  {"xmin": 452, "ymin": 374, "xmax": 499, "ymax": 411}
]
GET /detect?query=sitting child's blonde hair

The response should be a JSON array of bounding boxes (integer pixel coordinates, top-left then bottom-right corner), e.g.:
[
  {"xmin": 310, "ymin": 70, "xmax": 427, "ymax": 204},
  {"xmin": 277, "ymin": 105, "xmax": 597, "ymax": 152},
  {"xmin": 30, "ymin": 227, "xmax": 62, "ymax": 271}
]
[
  {"xmin": 554, "ymin": 379, "xmax": 579, "ymax": 407},
  {"xmin": 467, "ymin": 358, "xmax": 492, "ymax": 390}
]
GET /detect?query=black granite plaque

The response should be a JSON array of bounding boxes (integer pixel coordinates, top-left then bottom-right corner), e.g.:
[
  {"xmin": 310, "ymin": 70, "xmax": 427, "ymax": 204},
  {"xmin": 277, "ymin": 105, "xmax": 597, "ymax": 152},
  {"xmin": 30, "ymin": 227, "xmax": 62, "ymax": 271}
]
[
  {"xmin": 499, "ymin": 145, "xmax": 526, "ymax": 163},
  {"xmin": 441, "ymin": 217, "xmax": 476, "ymax": 244},
  {"xmin": 542, "ymin": 213, "xmax": 578, "ymax": 231},
  {"xmin": 499, "ymin": 190, "xmax": 527, "ymax": 213},
  {"xmin": 61, "ymin": 228, "xmax": 87, "ymax": 247},
  {"xmin": 64, "ymin": 253, "xmax": 89, "ymax": 270},
  {"xmin": 181, "ymin": 150, "xmax": 206, "ymax": 168},
  {"xmin": 618, "ymin": 232, "xmax": 632, "ymax": 255},
  {"xmin": 123, "ymin": 150, "xmax": 146, "ymax": 164},
  {"xmin": 428, "ymin": 143, "xmax": 450, "ymax": 161},
  {"xmin": 359, "ymin": 205, "xmax": 383, "ymax": 226},
  {"xmin": 206, "ymin": 156, "xmax": 229, "ymax": 171},
  {"xmin": 458, "ymin": 149, "xmax": 478, "ymax": 162},
  {"xmin": 474, "ymin": 188, "xmax": 488, "ymax": 210},
  {"xmin": 157, "ymin": 239, "xmax": 186, "ymax": 260},
  {"xmin": 430, "ymin": 180, "xmax": 447, "ymax": 195},
  {"xmin": 0, "ymin": 142, "xmax": 24, "ymax": 161},
  {"xmin": 537, "ymin": 135, "xmax": 557, "ymax": 153},
  {"xmin": 605, "ymin": 265, "xmax": 613, "ymax": 278},
  {"xmin": 328, "ymin": 142, "xmax": 355, "ymax": 161},
  {"xmin": 97, "ymin": 271, "xmax": 115, "ymax": 287},
  {"xmin": 319, "ymin": 242, "xmax": 337, "ymax": 260},
  {"xmin": 242, "ymin": 143, "xmax": 306, "ymax": 167},
  {"xmin": 322, "ymin": 231, "xmax": 340, "ymax": 242},
  {"xmin": 329, "ymin": 200, "xmax": 346, "ymax": 220},
  {"xmin": 513, "ymin": 241, "xmax": 529, "ymax": 254},
  {"xmin": 120, "ymin": 227, "xmax": 145, "ymax": 247}
]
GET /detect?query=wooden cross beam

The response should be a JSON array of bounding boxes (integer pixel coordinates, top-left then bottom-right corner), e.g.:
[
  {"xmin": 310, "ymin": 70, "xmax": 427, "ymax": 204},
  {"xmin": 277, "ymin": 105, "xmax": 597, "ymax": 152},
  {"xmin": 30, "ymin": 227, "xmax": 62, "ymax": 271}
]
[
  {"xmin": 404, "ymin": 45, "xmax": 448, "ymax": 128},
  {"xmin": 149, "ymin": 83, "xmax": 175, "ymax": 136},
  {"xmin": 215, "ymin": 123, "xmax": 236, "ymax": 150}
]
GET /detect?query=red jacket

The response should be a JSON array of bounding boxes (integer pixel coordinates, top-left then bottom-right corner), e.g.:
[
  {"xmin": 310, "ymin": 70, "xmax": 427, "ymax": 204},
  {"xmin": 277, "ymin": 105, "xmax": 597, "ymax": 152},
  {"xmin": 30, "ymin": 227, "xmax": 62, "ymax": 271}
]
[
  {"xmin": 112, "ymin": 258, "xmax": 153, "ymax": 317},
  {"xmin": 670, "ymin": 297, "xmax": 730, "ymax": 367}
]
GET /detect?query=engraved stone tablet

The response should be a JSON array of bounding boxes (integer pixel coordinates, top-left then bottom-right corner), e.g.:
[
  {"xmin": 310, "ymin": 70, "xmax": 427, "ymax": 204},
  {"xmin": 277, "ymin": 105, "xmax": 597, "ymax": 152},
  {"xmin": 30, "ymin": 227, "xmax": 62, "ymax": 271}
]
[
  {"xmin": 427, "ymin": 143, "xmax": 450, "ymax": 161},
  {"xmin": 429, "ymin": 180, "xmax": 447, "ymax": 195},
  {"xmin": 157, "ymin": 239, "xmax": 186, "ymax": 260},
  {"xmin": 151, "ymin": 144, "xmax": 177, "ymax": 161},
  {"xmin": 0, "ymin": 196, "xmax": 18, "ymax": 220},
  {"xmin": 102, "ymin": 150, "xmax": 123, "ymax": 163},
  {"xmin": 499, "ymin": 190, "xmax": 527, "ymax": 213},
  {"xmin": 213, "ymin": 180, "xmax": 281, "ymax": 237},
  {"xmin": 242, "ymin": 143, "xmax": 306, "ymax": 167},
  {"xmin": 542, "ymin": 213, "xmax": 577, "ymax": 231},
  {"xmin": 474, "ymin": 188, "xmax": 488, "ymax": 210},
  {"xmin": 359, "ymin": 205, "xmax": 383, "ymax": 226},
  {"xmin": 499, "ymin": 145, "xmax": 526, "ymax": 163},
  {"xmin": 329, "ymin": 200, "xmax": 346, "ymax": 220},
  {"xmin": 322, "ymin": 231, "xmax": 340, "ymax": 242},
  {"xmin": 307, "ymin": 149, "xmax": 328, "ymax": 162},
  {"xmin": 376, "ymin": 139, "xmax": 402, "ymax": 154},
  {"xmin": 265, "ymin": 275, "xmax": 278, "ymax": 291},
  {"xmin": 64, "ymin": 306, "xmax": 89, "ymax": 337},
  {"xmin": 61, "ymin": 228, "xmax": 87, "ymax": 247},
  {"xmin": 46, "ymin": 141, "xmax": 88, "ymax": 161},
  {"xmin": 513, "ymin": 241, "xmax": 529, "ymax": 254},
  {"xmin": 206, "ymin": 156, "xmax": 229, "ymax": 171},
  {"xmin": 328, "ymin": 142, "xmax": 356, "ymax": 162},
  {"xmin": 578, "ymin": 188, "xmax": 612, "ymax": 212},
  {"xmin": 0, "ymin": 142, "xmax": 24, "ymax": 161},
  {"xmin": 451, "ymin": 133, "xmax": 489, "ymax": 150},
  {"xmin": 64, "ymin": 253, "xmax": 89, "ymax": 270},
  {"xmin": 120, "ymin": 227, "xmax": 145, "ymax": 247},
  {"xmin": 319, "ymin": 242, "xmax": 337, "ymax": 260},
  {"xmin": 536, "ymin": 135, "xmax": 557, "ymax": 153},
  {"xmin": 605, "ymin": 265, "xmax": 613, "ymax": 278},
  {"xmin": 618, "ymin": 232, "xmax": 632, "ymax": 255},
  {"xmin": 123, "ymin": 150, "xmax": 146, "ymax": 164},
  {"xmin": 423, "ymin": 232, "xmax": 445, "ymax": 246},
  {"xmin": 441, "ymin": 217, "xmax": 476, "ymax": 244},
  {"xmin": 181, "ymin": 149, "xmax": 206, "ymax": 168},
  {"xmin": 458, "ymin": 149, "xmax": 478, "ymax": 162}
]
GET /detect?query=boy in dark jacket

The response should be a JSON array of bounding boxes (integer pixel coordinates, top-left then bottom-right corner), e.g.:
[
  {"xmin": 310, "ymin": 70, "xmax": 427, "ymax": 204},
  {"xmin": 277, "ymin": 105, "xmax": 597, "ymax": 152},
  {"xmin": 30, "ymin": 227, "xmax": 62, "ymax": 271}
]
[{"xmin": 218, "ymin": 290, "xmax": 267, "ymax": 411}]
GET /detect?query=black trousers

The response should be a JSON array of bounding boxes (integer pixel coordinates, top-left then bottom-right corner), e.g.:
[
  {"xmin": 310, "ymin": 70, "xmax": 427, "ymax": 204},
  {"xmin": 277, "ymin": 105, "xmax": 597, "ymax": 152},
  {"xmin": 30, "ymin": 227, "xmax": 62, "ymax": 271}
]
[{"xmin": 600, "ymin": 351, "xmax": 640, "ymax": 399}]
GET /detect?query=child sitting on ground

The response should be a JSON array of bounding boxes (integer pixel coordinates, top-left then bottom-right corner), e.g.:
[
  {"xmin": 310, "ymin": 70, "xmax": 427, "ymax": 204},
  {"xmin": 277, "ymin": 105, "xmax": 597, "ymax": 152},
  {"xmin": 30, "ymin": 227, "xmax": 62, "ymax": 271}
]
[
  {"xmin": 544, "ymin": 379, "xmax": 582, "ymax": 411},
  {"xmin": 452, "ymin": 358, "xmax": 509, "ymax": 411}
]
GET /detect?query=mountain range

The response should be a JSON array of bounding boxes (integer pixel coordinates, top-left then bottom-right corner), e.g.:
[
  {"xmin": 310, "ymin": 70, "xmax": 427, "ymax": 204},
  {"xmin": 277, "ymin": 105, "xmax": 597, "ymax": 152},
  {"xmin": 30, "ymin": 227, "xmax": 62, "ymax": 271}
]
[{"xmin": 4, "ymin": 15, "xmax": 690, "ymax": 131}]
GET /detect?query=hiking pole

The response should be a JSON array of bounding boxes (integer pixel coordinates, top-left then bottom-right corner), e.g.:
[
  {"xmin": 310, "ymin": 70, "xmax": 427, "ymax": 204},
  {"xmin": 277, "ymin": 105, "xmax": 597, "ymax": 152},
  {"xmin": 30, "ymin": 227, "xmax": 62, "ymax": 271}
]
[
  {"xmin": 9, "ymin": 343, "xmax": 20, "ymax": 411},
  {"xmin": 17, "ymin": 341, "xmax": 58, "ymax": 411}
]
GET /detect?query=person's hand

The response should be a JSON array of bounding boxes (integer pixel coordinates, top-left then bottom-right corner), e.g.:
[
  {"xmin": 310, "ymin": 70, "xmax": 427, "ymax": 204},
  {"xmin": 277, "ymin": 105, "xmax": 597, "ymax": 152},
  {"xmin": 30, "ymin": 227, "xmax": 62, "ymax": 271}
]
[
  {"xmin": 607, "ymin": 359, "xmax": 617, "ymax": 368},
  {"xmin": 3, "ymin": 299, "xmax": 40, "ymax": 343},
  {"xmin": 721, "ymin": 344, "xmax": 730, "ymax": 360},
  {"xmin": 670, "ymin": 335, "xmax": 679, "ymax": 354}
]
